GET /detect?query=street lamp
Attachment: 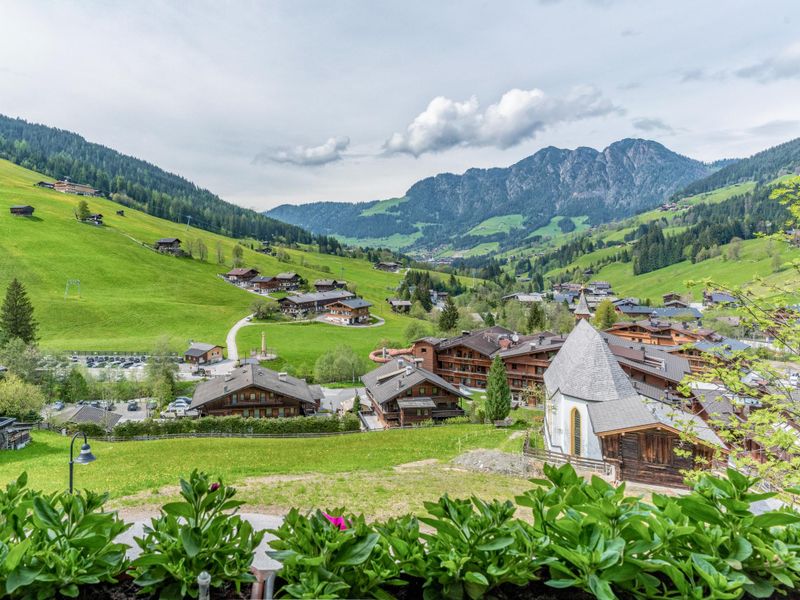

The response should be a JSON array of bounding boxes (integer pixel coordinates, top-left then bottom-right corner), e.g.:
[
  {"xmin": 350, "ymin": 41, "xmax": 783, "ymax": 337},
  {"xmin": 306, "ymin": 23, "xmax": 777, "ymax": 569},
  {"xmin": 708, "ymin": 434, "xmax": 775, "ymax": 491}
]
[{"xmin": 68, "ymin": 432, "xmax": 96, "ymax": 494}]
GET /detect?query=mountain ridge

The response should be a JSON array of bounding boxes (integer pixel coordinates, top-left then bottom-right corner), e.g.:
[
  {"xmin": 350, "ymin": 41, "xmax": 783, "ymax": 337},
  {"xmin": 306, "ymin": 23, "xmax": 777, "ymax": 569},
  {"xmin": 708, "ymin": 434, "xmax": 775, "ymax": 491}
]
[{"xmin": 267, "ymin": 138, "xmax": 719, "ymax": 251}]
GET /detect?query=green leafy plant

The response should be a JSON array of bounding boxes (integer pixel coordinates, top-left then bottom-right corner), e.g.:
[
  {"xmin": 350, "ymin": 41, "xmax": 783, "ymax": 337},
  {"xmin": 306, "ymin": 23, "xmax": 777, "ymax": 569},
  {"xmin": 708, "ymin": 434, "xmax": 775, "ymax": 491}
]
[
  {"xmin": 268, "ymin": 508, "xmax": 405, "ymax": 599},
  {"xmin": 131, "ymin": 470, "xmax": 263, "ymax": 598},
  {"xmin": 0, "ymin": 474, "xmax": 129, "ymax": 599},
  {"xmin": 415, "ymin": 495, "xmax": 548, "ymax": 599}
]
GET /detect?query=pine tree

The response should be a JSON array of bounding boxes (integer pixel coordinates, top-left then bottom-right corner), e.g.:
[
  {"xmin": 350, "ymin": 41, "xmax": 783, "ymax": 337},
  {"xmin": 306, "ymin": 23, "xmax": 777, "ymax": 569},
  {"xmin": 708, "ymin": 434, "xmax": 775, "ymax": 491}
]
[
  {"xmin": 438, "ymin": 297, "xmax": 459, "ymax": 332},
  {"xmin": 483, "ymin": 311, "xmax": 496, "ymax": 326},
  {"xmin": 0, "ymin": 278, "xmax": 38, "ymax": 344},
  {"xmin": 526, "ymin": 302, "xmax": 545, "ymax": 333},
  {"xmin": 593, "ymin": 299, "xmax": 618, "ymax": 330},
  {"xmin": 485, "ymin": 355, "xmax": 511, "ymax": 422}
]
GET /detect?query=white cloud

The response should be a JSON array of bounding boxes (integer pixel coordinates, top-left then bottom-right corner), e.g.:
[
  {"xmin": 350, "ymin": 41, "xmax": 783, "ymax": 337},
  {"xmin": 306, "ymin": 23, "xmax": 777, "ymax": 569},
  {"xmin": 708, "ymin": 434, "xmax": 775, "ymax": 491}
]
[
  {"xmin": 736, "ymin": 43, "xmax": 800, "ymax": 82},
  {"xmin": 383, "ymin": 86, "xmax": 621, "ymax": 156},
  {"xmin": 632, "ymin": 117, "xmax": 673, "ymax": 132},
  {"xmin": 258, "ymin": 136, "xmax": 350, "ymax": 166}
]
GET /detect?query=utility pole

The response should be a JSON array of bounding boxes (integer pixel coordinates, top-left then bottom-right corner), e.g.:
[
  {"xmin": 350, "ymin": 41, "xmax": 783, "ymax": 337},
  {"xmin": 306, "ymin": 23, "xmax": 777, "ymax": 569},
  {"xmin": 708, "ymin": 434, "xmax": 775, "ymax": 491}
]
[{"xmin": 185, "ymin": 215, "xmax": 193, "ymax": 231}]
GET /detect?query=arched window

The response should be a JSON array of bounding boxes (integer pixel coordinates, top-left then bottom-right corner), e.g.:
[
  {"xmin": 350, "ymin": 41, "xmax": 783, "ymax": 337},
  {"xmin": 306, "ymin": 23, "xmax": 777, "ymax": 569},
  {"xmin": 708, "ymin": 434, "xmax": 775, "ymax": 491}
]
[{"xmin": 570, "ymin": 408, "xmax": 582, "ymax": 457}]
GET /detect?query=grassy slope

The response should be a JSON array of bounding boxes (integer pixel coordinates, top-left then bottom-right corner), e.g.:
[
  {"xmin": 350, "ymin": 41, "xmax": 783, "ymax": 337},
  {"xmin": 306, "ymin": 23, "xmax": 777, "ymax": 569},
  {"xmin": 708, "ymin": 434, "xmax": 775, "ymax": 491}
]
[
  {"xmin": 466, "ymin": 214, "xmax": 524, "ymax": 236},
  {"xmin": 0, "ymin": 159, "xmax": 407, "ymax": 351},
  {"xmin": 359, "ymin": 197, "xmax": 407, "ymax": 216}
]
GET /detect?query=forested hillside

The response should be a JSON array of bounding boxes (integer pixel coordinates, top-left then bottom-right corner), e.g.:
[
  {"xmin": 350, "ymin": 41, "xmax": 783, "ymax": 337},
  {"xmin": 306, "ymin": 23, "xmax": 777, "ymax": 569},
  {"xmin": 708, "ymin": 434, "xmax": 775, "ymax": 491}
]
[
  {"xmin": 675, "ymin": 137, "xmax": 800, "ymax": 198},
  {"xmin": 0, "ymin": 114, "xmax": 320, "ymax": 244}
]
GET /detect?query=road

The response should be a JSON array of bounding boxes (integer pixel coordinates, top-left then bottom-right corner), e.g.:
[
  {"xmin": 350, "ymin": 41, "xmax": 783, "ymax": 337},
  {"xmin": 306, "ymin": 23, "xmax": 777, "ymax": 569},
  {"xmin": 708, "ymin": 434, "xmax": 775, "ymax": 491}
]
[{"xmin": 226, "ymin": 313, "xmax": 254, "ymax": 362}]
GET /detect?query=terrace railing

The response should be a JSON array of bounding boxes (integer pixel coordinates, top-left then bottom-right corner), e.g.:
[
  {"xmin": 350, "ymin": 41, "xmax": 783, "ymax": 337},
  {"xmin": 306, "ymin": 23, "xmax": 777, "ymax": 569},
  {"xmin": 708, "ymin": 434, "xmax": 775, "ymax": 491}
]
[{"xmin": 523, "ymin": 432, "xmax": 613, "ymax": 476}]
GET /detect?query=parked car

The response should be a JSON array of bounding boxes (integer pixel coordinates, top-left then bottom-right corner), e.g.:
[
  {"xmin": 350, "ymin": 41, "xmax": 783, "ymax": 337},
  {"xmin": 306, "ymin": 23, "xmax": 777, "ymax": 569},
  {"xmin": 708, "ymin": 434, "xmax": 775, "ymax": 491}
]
[
  {"xmin": 127, "ymin": 401, "xmax": 139, "ymax": 411},
  {"xmin": 53, "ymin": 401, "xmax": 64, "ymax": 411}
]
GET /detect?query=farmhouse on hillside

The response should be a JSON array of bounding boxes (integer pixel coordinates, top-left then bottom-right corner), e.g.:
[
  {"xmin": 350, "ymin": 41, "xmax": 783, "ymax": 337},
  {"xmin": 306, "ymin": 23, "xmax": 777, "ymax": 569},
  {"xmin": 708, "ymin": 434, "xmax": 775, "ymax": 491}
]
[
  {"xmin": 9, "ymin": 205, "xmax": 34, "ymax": 216},
  {"xmin": 278, "ymin": 290, "xmax": 354, "ymax": 317},
  {"xmin": 388, "ymin": 298, "xmax": 412, "ymax": 313},
  {"xmin": 375, "ymin": 261, "xmax": 400, "ymax": 272},
  {"xmin": 35, "ymin": 181, "xmax": 54, "ymax": 189},
  {"xmin": 155, "ymin": 238, "xmax": 182, "ymax": 254},
  {"xmin": 53, "ymin": 180, "xmax": 100, "ymax": 196},
  {"xmin": 183, "ymin": 342, "xmax": 224, "ymax": 365},
  {"xmin": 225, "ymin": 267, "xmax": 260, "ymax": 283},
  {"xmin": 0, "ymin": 417, "xmax": 32, "ymax": 450},
  {"xmin": 324, "ymin": 298, "xmax": 372, "ymax": 325},
  {"xmin": 361, "ymin": 358, "xmax": 465, "ymax": 427},
  {"xmin": 250, "ymin": 276, "xmax": 281, "ymax": 293},
  {"xmin": 189, "ymin": 363, "xmax": 323, "ymax": 418},
  {"xmin": 543, "ymin": 320, "xmax": 723, "ymax": 487},
  {"xmin": 274, "ymin": 272, "xmax": 302, "ymax": 290},
  {"xmin": 314, "ymin": 279, "xmax": 347, "ymax": 292},
  {"xmin": 52, "ymin": 405, "xmax": 122, "ymax": 431}
]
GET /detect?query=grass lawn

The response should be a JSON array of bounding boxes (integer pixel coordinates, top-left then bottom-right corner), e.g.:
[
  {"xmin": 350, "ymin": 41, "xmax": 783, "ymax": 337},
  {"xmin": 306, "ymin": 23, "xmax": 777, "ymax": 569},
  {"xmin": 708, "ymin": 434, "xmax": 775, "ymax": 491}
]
[
  {"xmin": 466, "ymin": 214, "xmax": 525, "ymax": 237},
  {"xmin": 0, "ymin": 427, "xmax": 518, "ymax": 508},
  {"xmin": 359, "ymin": 197, "xmax": 407, "ymax": 217},
  {"xmin": 0, "ymin": 159, "xmax": 406, "ymax": 351},
  {"xmin": 237, "ymin": 317, "xmax": 413, "ymax": 375}
]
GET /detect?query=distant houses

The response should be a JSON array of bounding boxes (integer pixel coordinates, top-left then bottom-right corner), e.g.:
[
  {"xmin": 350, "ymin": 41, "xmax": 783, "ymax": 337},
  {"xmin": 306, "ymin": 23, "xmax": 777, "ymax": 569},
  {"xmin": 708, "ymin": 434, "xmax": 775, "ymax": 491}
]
[
  {"xmin": 225, "ymin": 267, "xmax": 260, "ymax": 284},
  {"xmin": 155, "ymin": 238, "xmax": 183, "ymax": 255},
  {"xmin": 82, "ymin": 213, "xmax": 104, "ymax": 226},
  {"xmin": 9, "ymin": 205, "xmax": 34, "ymax": 217},
  {"xmin": 241, "ymin": 272, "xmax": 302, "ymax": 293},
  {"xmin": 189, "ymin": 363, "xmax": 323, "ymax": 418},
  {"xmin": 35, "ymin": 181, "xmax": 54, "ymax": 189},
  {"xmin": 184, "ymin": 342, "xmax": 224, "ymax": 365},
  {"xmin": 388, "ymin": 298, "xmax": 412, "ymax": 313}
]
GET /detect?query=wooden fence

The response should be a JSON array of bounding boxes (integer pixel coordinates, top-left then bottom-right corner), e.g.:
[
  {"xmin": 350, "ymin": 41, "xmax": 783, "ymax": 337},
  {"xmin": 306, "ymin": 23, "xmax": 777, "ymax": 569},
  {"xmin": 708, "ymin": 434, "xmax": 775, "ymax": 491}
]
[{"xmin": 523, "ymin": 432, "xmax": 613, "ymax": 476}]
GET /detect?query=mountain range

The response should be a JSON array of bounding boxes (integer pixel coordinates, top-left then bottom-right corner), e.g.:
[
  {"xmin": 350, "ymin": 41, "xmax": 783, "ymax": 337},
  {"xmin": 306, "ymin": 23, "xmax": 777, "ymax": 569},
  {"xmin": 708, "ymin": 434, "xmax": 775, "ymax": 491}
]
[{"xmin": 266, "ymin": 139, "xmax": 724, "ymax": 252}]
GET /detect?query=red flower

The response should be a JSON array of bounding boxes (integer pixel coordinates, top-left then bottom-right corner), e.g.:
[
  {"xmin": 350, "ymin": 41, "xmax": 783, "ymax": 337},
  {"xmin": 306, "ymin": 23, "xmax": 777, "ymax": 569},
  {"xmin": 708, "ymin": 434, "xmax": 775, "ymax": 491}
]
[{"xmin": 209, "ymin": 483, "xmax": 220, "ymax": 492}]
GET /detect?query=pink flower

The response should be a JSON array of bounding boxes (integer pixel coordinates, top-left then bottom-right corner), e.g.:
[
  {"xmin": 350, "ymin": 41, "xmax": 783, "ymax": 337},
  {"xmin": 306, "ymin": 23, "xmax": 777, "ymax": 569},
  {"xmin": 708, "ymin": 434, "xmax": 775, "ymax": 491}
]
[
  {"xmin": 209, "ymin": 483, "xmax": 220, "ymax": 492},
  {"xmin": 323, "ymin": 512, "xmax": 348, "ymax": 531}
]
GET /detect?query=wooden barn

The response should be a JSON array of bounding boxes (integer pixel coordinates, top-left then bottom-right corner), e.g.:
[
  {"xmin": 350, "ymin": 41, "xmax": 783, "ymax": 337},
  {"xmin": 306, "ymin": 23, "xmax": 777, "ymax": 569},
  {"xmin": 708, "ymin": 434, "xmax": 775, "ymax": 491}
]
[{"xmin": 10, "ymin": 205, "xmax": 34, "ymax": 216}]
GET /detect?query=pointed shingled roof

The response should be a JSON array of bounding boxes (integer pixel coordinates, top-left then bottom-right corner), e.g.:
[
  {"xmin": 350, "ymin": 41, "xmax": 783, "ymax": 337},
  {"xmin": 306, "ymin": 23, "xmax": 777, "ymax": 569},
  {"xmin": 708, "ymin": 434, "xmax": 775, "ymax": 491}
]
[
  {"xmin": 574, "ymin": 291, "xmax": 592, "ymax": 316},
  {"xmin": 544, "ymin": 319, "xmax": 639, "ymax": 403}
]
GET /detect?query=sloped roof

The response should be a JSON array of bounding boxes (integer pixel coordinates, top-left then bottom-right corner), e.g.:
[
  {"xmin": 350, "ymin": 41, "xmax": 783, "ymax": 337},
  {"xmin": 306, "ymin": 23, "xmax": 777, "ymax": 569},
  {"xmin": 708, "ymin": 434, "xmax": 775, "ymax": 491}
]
[
  {"xmin": 190, "ymin": 363, "xmax": 318, "ymax": 409},
  {"xmin": 280, "ymin": 290, "xmax": 354, "ymax": 305},
  {"xmin": 601, "ymin": 332, "xmax": 691, "ymax": 384},
  {"xmin": 276, "ymin": 272, "xmax": 299, "ymax": 279},
  {"xmin": 574, "ymin": 291, "xmax": 592, "ymax": 316},
  {"xmin": 156, "ymin": 237, "xmax": 181, "ymax": 244},
  {"xmin": 587, "ymin": 397, "xmax": 723, "ymax": 447},
  {"xmin": 54, "ymin": 405, "xmax": 122, "ymax": 429},
  {"xmin": 336, "ymin": 298, "xmax": 372, "ymax": 309},
  {"xmin": 184, "ymin": 342, "xmax": 220, "ymax": 357},
  {"xmin": 361, "ymin": 359, "xmax": 465, "ymax": 407},
  {"xmin": 544, "ymin": 320, "xmax": 638, "ymax": 403}
]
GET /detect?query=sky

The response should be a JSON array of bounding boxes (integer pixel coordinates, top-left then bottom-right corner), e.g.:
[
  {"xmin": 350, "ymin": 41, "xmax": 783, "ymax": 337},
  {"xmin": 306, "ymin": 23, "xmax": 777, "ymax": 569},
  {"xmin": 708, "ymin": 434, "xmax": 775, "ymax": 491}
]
[{"xmin": 1, "ymin": 1, "xmax": 799, "ymax": 211}]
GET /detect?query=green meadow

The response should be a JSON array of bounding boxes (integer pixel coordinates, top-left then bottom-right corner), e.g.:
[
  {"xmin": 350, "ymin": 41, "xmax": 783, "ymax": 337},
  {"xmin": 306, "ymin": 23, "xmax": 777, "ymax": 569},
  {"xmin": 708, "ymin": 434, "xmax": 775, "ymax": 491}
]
[{"xmin": 0, "ymin": 159, "xmax": 406, "ymax": 351}]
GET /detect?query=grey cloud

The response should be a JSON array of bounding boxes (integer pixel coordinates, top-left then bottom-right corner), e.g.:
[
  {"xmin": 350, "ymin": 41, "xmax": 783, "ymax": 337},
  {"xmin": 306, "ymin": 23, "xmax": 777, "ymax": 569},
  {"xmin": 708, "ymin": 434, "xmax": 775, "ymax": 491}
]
[
  {"xmin": 680, "ymin": 68, "xmax": 726, "ymax": 83},
  {"xmin": 256, "ymin": 136, "xmax": 350, "ymax": 166},
  {"xmin": 736, "ymin": 43, "xmax": 800, "ymax": 82},
  {"xmin": 632, "ymin": 117, "xmax": 673, "ymax": 133},
  {"xmin": 384, "ymin": 86, "xmax": 622, "ymax": 157},
  {"xmin": 746, "ymin": 119, "xmax": 800, "ymax": 136},
  {"xmin": 620, "ymin": 28, "xmax": 639, "ymax": 37}
]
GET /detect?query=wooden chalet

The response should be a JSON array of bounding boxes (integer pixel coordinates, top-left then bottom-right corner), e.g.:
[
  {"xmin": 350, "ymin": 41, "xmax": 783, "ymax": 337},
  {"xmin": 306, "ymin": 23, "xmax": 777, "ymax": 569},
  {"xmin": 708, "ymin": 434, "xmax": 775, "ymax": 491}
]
[
  {"xmin": 54, "ymin": 180, "xmax": 99, "ymax": 196},
  {"xmin": 83, "ymin": 213, "xmax": 104, "ymax": 225},
  {"xmin": 388, "ymin": 298, "xmax": 412, "ymax": 313},
  {"xmin": 410, "ymin": 326, "xmax": 565, "ymax": 398},
  {"xmin": 0, "ymin": 417, "xmax": 32, "ymax": 451},
  {"xmin": 278, "ymin": 290, "xmax": 354, "ymax": 317},
  {"xmin": 184, "ymin": 342, "xmax": 224, "ymax": 365},
  {"xmin": 314, "ymin": 279, "xmax": 347, "ymax": 292},
  {"xmin": 35, "ymin": 181, "xmax": 54, "ymax": 189},
  {"xmin": 9, "ymin": 205, "xmax": 34, "ymax": 216},
  {"xmin": 226, "ymin": 267, "xmax": 260, "ymax": 283},
  {"xmin": 274, "ymin": 272, "xmax": 301, "ymax": 290},
  {"xmin": 155, "ymin": 238, "xmax": 182, "ymax": 254},
  {"xmin": 250, "ymin": 276, "xmax": 282, "ymax": 292},
  {"xmin": 190, "ymin": 364, "xmax": 323, "ymax": 418},
  {"xmin": 375, "ymin": 261, "xmax": 400, "ymax": 272},
  {"xmin": 704, "ymin": 291, "xmax": 737, "ymax": 307},
  {"xmin": 361, "ymin": 358, "xmax": 465, "ymax": 427},
  {"xmin": 544, "ymin": 320, "xmax": 724, "ymax": 487},
  {"xmin": 606, "ymin": 319, "xmax": 714, "ymax": 347},
  {"xmin": 324, "ymin": 298, "xmax": 372, "ymax": 325}
]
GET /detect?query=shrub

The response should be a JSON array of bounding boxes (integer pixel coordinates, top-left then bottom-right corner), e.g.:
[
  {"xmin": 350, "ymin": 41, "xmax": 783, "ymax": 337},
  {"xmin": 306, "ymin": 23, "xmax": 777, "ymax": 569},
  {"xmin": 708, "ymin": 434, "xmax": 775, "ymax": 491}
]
[
  {"xmin": 131, "ymin": 470, "xmax": 263, "ymax": 598},
  {"xmin": 0, "ymin": 473, "xmax": 130, "ymax": 598}
]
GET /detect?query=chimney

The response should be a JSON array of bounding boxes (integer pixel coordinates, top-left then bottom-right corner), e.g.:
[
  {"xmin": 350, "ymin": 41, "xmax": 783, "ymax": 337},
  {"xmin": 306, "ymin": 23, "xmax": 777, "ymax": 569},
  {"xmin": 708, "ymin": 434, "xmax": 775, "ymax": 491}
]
[
  {"xmin": 538, "ymin": 335, "xmax": 545, "ymax": 345},
  {"xmin": 461, "ymin": 330, "xmax": 470, "ymax": 336},
  {"xmin": 405, "ymin": 365, "xmax": 413, "ymax": 376},
  {"xmin": 499, "ymin": 338, "xmax": 511, "ymax": 350},
  {"xmin": 278, "ymin": 372, "xmax": 288, "ymax": 381}
]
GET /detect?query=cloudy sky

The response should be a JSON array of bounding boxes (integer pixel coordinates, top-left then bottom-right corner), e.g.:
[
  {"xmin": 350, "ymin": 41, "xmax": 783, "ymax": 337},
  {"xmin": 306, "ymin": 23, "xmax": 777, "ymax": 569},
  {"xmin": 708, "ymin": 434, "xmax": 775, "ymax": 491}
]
[{"xmin": 1, "ymin": 1, "xmax": 799, "ymax": 210}]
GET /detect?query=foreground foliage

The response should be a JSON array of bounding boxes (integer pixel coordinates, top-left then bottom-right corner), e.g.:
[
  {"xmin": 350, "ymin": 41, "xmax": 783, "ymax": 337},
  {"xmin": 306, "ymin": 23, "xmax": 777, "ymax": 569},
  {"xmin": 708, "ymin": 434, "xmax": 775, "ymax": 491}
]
[{"xmin": 270, "ymin": 464, "xmax": 800, "ymax": 599}]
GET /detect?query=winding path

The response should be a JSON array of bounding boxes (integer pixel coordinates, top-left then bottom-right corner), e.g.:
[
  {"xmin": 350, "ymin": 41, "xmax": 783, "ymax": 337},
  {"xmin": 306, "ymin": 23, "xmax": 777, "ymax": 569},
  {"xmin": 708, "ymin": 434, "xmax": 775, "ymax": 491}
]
[{"xmin": 226, "ymin": 314, "xmax": 254, "ymax": 362}]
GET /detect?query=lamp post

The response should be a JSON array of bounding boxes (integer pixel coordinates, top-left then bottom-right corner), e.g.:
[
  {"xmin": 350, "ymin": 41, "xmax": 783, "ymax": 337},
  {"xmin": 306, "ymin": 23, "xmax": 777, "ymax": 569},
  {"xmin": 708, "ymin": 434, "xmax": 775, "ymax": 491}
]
[{"xmin": 68, "ymin": 432, "xmax": 96, "ymax": 494}]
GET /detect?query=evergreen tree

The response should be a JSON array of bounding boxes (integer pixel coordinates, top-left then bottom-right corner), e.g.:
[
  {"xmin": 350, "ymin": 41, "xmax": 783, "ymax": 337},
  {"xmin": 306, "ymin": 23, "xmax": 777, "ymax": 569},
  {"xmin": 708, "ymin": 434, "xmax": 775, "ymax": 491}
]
[
  {"xmin": 526, "ymin": 302, "xmax": 545, "ymax": 333},
  {"xmin": 412, "ymin": 285, "xmax": 432, "ymax": 311},
  {"xmin": 483, "ymin": 311, "xmax": 496, "ymax": 326},
  {"xmin": 485, "ymin": 355, "xmax": 511, "ymax": 422},
  {"xmin": 593, "ymin": 299, "xmax": 618, "ymax": 330},
  {"xmin": 438, "ymin": 297, "xmax": 459, "ymax": 332},
  {"xmin": 0, "ymin": 278, "xmax": 38, "ymax": 344}
]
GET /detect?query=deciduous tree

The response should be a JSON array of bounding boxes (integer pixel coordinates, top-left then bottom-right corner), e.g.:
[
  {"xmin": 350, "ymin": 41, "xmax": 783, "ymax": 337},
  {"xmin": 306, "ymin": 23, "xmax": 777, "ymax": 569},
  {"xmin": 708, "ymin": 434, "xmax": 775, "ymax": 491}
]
[{"xmin": 593, "ymin": 299, "xmax": 618, "ymax": 330}]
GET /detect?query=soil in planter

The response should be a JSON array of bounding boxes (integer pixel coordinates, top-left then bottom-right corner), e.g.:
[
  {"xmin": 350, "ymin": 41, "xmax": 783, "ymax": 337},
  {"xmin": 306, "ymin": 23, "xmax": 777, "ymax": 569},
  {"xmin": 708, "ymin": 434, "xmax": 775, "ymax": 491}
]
[{"xmin": 76, "ymin": 576, "xmax": 251, "ymax": 600}]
